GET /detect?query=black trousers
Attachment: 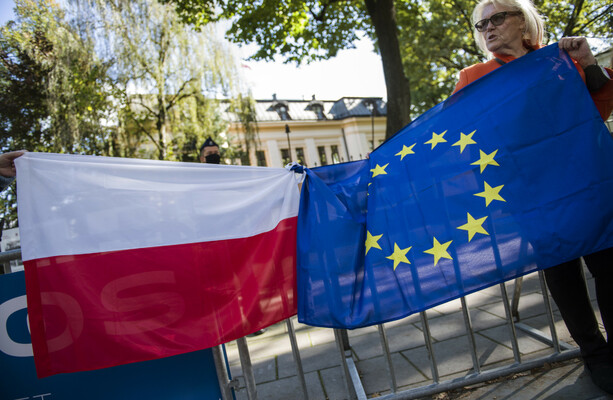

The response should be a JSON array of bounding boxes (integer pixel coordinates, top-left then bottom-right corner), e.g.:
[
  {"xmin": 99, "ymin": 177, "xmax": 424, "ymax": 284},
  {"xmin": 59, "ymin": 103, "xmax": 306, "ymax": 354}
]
[{"xmin": 544, "ymin": 247, "xmax": 613, "ymax": 367}]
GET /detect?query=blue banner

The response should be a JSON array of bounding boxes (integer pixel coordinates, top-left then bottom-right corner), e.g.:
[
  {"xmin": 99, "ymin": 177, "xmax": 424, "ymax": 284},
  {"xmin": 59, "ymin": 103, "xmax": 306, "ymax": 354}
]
[
  {"xmin": 0, "ymin": 271, "xmax": 223, "ymax": 400},
  {"xmin": 297, "ymin": 44, "xmax": 613, "ymax": 329}
]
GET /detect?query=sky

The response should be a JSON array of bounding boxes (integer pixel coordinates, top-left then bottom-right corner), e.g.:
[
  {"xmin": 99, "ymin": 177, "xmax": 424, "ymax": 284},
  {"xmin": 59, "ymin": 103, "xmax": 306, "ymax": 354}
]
[{"xmin": 0, "ymin": 0, "xmax": 387, "ymax": 101}]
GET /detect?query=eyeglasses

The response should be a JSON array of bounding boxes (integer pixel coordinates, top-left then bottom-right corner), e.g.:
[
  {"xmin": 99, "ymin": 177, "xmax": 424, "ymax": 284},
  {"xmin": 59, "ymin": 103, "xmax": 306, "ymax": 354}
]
[{"xmin": 474, "ymin": 11, "xmax": 523, "ymax": 32}]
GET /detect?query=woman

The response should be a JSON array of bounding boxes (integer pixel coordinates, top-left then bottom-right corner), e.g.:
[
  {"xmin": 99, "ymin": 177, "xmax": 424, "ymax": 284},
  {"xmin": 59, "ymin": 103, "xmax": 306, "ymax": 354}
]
[
  {"xmin": 455, "ymin": 0, "xmax": 612, "ymax": 120},
  {"xmin": 455, "ymin": 0, "xmax": 613, "ymax": 395}
]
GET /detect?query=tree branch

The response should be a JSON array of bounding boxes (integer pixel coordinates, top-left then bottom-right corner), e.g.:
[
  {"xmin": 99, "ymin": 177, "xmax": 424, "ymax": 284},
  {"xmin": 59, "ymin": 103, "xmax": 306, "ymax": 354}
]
[
  {"xmin": 166, "ymin": 77, "xmax": 197, "ymax": 110},
  {"xmin": 574, "ymin": 5, "xmax": 613, "ymax": 35}
]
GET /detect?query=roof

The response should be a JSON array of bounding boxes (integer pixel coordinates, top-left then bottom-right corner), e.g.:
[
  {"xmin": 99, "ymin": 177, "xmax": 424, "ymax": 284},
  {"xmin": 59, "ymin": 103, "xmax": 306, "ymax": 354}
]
[{"xmin": 223, "ymin": 96, "xmax": 387, "ymax": 123}]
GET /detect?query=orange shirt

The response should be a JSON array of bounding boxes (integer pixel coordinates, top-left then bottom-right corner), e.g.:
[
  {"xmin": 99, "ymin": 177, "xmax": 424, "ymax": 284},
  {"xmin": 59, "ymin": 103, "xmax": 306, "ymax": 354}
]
[{"xmin": 453, "ymin": 49, "xmax": 613, "ymax": 121}]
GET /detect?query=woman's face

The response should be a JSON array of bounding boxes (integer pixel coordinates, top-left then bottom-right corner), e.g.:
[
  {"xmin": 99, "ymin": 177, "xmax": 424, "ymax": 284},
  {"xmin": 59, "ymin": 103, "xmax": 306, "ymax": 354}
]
[{"xmin": 480, "ymin": 3, "xmax": 526, "ymax": 56}]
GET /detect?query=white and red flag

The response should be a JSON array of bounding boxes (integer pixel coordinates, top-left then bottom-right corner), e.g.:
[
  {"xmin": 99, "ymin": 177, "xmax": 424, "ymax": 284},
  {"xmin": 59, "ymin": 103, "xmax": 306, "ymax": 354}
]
[{"xmin": 16, "ymin": 152, "xmax": 300, "ymax": 377}]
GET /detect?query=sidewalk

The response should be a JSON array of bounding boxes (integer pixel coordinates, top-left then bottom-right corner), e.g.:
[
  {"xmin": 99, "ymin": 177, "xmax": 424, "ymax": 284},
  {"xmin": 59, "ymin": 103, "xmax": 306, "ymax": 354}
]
[{"xmin": 225, "ymin": 269, "xmax": 611, "ymax": 400}]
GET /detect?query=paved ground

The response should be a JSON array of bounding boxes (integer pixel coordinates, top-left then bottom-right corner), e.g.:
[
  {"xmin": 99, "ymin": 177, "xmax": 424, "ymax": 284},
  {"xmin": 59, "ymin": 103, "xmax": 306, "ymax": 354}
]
[{"xmin": 225, "ymin": 269, "xmax": 611, "ymax": 400}]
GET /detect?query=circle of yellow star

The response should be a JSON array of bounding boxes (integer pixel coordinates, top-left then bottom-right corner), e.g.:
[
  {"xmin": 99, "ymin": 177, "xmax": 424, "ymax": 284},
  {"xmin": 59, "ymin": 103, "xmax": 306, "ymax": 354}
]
[
  {"xmin": 386, "ymin": 243, "xmax": 412, "ymax": 270},
  {"xmin": 370, "ymin": 163, "xmax": 389, "ymax": 178},
  {"xmin": 452, "ymin": 130, "xmax": 477, "ymax": 153},
  {"xmin": 425, "ymin": 130, "xmax": 447, "ymax": 149},
  {"xmin": 365, "ymin": 231, "xmax": 383, "ymax": 255},
  {"xmin": 474, "ymin": 181, "xmax": 506, "ymax": 206},
  {"xmin": 395, "ymin": 144, "xmax": 416, "ymax": 160},
  {"xmin": 424, "ymin": 237, "xmax": 453, "ymax": 266},
  {"xmin": 457, "ymin": 212, "xmax": 489, "ymax": 241},
  {"xmin": 471, "ymin": 149, "xmax": 500, "ymax": 173}
]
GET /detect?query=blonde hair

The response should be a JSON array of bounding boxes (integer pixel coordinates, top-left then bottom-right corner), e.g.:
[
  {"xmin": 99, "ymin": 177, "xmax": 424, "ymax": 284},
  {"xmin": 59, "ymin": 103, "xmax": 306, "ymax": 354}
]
[{"xmin": 472, "ymin": 0, "xmax": 545, "ymax": 57}]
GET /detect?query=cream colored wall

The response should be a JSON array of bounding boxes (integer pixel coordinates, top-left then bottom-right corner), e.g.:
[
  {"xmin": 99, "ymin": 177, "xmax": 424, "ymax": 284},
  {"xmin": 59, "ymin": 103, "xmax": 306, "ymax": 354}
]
[{"xmin": 229, "ymin": 117, "xmax": 386, "ymax": 168}]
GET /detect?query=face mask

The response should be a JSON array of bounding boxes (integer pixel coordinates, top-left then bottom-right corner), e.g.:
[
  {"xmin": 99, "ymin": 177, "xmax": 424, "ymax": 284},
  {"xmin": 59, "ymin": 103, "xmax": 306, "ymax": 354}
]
[{"xmin": 205, "ymin": 153, "xmax": 221, "ymax": 164}]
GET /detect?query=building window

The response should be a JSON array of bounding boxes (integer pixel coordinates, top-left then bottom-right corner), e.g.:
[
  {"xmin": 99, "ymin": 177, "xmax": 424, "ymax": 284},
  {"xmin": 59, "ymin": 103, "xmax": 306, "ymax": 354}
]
[
  {"xmin": 256, "ymin": 150, "xmax": 267, "ymax": 167},
  {"xmin": 318, "ymin": 146, "xmax": 328, "ymax": 166},
  {"xmin": 307, "ymin": 98, "xmax": 326, "ymax": 120},
  {"xmin": 278, "ymin": 105, "xmax": 290, "ymax": 120},
  {"xmin": 295, "ymin": 147, "xmax": 305, "ymax": 166},
  {"xmin": 281, "ymin": 148, "xmax": 291, "ymax": 166},
  {"xmin": 240, "ymin": 152, "xmax": 250, "ymax": 166},
  {"xmin": 272, "ymin": 102, "xmax": 291, "ymax": 120},
  {"xmin": 331, "ymin": 145, "xmax": 340, "ymax": 164}
]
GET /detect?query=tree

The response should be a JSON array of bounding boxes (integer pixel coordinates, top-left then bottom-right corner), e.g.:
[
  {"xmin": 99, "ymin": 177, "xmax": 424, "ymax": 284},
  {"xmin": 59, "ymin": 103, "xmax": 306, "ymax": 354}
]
[
  {"xmin": 75, "ymin": 0, "xmax": 240, "ymax": 160},
  {"xmin": 162, "ymin": 0, "xmax": 412, "ymax": 139},
  {"xmin": 397, "ymin": 0, "xmax": 613, "ymax": 115},
  {"xmin": 0, "ymin": 0, "xmax": 112, "ymax": 228},
  {"xmin": 0, "ymin": 0, "xmax": 111, "ymax": 154}
]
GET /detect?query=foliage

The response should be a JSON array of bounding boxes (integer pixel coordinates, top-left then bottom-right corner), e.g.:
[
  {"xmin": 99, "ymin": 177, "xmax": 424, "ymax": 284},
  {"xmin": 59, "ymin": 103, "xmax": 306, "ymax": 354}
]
[
  {"xmin": 0, "ymin": 0, "xmax": 112, "ymax": 228},
  {"xmin": 162, "ymin": 0, "xmax": 412, "ymax": 139},
  {"xmin": 536, "ymin": 0, "xmax": 612, "ymax": 41},
  {"xmin": 397, "ymin": 0, "xmax": 482, "ymax": 115},
  {"xmin": 73, "ymin": 0, "xmax": 239, "ymax": 160},
  {"xmin": 166, "ymin": 0, "xmax": 371, "ymax": 64},
  {"xmin": 0, "ymin": 0, "xmax": 111, "ymax": 154}
]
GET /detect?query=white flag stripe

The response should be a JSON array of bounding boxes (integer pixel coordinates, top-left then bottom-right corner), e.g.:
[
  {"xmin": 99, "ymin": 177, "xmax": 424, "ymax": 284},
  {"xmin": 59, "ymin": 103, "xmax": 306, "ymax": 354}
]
[{"xmin": 16, "ymin": 153, "xmax": 301, "ymax": 261}]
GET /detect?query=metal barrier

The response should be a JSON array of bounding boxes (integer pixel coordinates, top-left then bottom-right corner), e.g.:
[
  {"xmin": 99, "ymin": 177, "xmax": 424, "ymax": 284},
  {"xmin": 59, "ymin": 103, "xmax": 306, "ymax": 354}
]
[
  {"xmin": 0, "ymin": 248, "xmax": 21, "ymax": 274},
  {"xmin": 224, "ymin": 271, "xmax": 582, "ymax": 400},
  {"xmin": 2, "ymin": 249, "xmax": 582, "ymax": 400}
]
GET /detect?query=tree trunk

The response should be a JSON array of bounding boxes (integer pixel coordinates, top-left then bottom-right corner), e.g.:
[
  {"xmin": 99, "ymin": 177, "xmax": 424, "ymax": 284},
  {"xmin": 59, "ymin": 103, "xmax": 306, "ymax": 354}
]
[
  {"xmin": 157, "ymin": 95, "xmax": 166, "ymax": 160},
  {"xmin": 364, "ymin": 0, "xmax": 412, "ymax": 139}
]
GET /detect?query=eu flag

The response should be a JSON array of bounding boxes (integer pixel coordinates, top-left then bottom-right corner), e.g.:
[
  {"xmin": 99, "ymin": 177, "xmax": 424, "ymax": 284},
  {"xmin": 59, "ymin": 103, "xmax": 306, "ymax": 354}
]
[{"xmin": 297, "ymin": 44, "xmax": 613, "ymax": 329}]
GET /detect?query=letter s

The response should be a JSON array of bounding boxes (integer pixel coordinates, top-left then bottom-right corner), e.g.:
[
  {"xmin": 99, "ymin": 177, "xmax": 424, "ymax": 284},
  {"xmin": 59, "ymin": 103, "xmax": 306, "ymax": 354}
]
[{"xmin": 100, "ymin": 271, "xmax": 186, "ymax": 335}]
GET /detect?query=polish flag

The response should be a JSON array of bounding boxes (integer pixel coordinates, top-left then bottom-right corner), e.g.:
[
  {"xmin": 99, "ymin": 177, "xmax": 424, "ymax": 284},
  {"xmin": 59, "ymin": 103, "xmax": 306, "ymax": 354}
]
[{"xmin": 16, "ymin": 153, "xmax": 301, "ymax": 377}]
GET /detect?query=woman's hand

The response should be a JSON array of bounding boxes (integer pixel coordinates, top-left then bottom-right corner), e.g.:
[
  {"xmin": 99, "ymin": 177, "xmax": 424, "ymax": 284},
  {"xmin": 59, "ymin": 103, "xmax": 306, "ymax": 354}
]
[
  {"xmin": 559, "ymin": 37, "xmax": 597, "ymax": 68},
  {"xmin": 0, "ymin": 151, "xmax": 25, "ymax": 177}
]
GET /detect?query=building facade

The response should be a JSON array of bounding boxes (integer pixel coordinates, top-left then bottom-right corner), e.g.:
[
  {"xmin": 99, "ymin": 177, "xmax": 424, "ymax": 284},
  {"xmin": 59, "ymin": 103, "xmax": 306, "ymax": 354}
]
[{"xmin": 223, "ymin": 96, "xmax": 387, "ymax": 168}]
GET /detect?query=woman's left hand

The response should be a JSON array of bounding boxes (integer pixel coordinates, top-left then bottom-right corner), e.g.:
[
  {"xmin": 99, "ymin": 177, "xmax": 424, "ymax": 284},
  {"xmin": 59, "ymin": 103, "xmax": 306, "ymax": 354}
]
[
  {"xmin": 0, "ymin": 151, "xmax": 25, "ymax": 178},
  {"xmin": 559, "ymin": 37, "xmax": 597, "ymax": 68}
]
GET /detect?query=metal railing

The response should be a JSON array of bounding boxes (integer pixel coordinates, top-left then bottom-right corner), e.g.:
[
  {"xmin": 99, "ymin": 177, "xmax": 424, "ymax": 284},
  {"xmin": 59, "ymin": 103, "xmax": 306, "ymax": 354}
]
[
  {"xmin": 0, "ymin": 248, "xmax": 21, "ymax": 274},
  {"xmin": 2, "ymin": 249, "xmax": 581, "ymax": 400},
  {"xmin": 223, "ymin": 271, "xmax": 581, "ymax": 400}
]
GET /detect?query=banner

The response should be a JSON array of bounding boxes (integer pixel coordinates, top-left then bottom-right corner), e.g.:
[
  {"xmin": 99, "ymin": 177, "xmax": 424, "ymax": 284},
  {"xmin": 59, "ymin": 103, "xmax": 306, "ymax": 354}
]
[
  {"xmin": 16, "ymin": 154, "xmax": 301, "ymax": 377},
  {"xmin": 0, "ymin": 271, "xmax": 223, "ymax": 399},
  {"xmin": 297, "ymin": 44, "xmax": 613, "ymax": 329}
]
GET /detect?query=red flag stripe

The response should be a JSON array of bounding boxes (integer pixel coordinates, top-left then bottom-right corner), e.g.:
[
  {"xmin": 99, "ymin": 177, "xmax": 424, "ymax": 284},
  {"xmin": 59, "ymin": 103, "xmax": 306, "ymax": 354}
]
[{"xmin": 26, "ymin": 217, "xmax": 297, "ymax": 377}]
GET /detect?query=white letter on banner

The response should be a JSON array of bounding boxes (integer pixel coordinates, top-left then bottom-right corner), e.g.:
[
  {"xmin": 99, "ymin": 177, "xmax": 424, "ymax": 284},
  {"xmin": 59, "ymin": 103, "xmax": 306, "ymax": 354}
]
[
  {"xmin": 0, "ymin": 295, "xmax": 33, "ymax": 357},
  {"xmin": 41, "ymin": 292, "xmax": 85, "ymax": 353},
  {"xmin": 100, "ymin": 271, "xmax": 186, "ymax": 335}
]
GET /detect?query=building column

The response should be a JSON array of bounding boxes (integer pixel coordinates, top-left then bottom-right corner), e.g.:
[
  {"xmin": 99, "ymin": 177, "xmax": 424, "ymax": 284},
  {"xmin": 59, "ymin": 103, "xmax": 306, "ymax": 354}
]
[
  {"xmin": 304, "ymin": 138, "xmax": 319, "ymax": 167},
  {"xmin": 344, "ymin": 130, "xmax": 369, "ymax": 161},
  {"xmin": 267, "ymin": 140, "xmax": 282, "ymax": 168}
]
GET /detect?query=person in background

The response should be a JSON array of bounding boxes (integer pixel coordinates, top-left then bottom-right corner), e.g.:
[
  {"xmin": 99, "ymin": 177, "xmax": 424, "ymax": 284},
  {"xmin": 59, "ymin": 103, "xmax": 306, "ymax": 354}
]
[
  {"xmin": 197, "ymin": 138, "xmax": 267, "ymax": 336},
  {"xmin": 199, "ymin": 137, "xmax": 221, "ymax": 164},
  {"xmin": 0, "ymin": 151, "xmax": 25, "ymax": 192},
  {"xmin": 454, "ymin": 0, "xmax": 613, "ymax": 394}
]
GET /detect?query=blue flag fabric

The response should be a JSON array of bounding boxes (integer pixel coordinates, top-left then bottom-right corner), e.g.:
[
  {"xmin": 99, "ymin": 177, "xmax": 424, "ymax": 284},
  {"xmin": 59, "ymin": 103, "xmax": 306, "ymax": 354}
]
[{"xmin": 297, "ymin": 44, "xmax": 613, "ymax": 329}]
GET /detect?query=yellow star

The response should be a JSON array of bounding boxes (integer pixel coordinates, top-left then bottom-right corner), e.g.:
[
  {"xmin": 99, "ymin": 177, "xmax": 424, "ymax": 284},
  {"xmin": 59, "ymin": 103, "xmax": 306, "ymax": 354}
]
[
  {"xmin": 474, "ymin": 181, "xmax": 506, "ymax": 206},
  {"xmin": 452, "ymin": 130, "xmax": 477, "ymax": 153},
  {"xmin": 365, "ymin": 231, "xmax": 383, "ymax": 255},
  {"xmin": 386, "ymin": 243, "xmax": 412, "ymax": 270},
  {"xmin": 424, "ymin": 130, "xmax": 448, "ymax": 149},
  {"xmin": 471, "ymin": 149, "xmax": 500, "ymax": 173},
  {"xmin": 370, "ymin": 163, "xmax": 389, "ymax": 178},
  {"xmin": 457, "ymin": 212, "xmax": 489, "ymax": 241},
  {"xmin": 424, "ymin": 237, "xmax": 453, "ymax": 266},
  {"xmin": 395, "ymin": 144, "xmax": 416, "ymax": 160}
]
